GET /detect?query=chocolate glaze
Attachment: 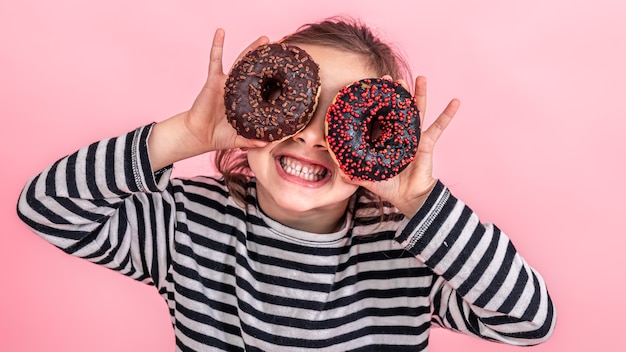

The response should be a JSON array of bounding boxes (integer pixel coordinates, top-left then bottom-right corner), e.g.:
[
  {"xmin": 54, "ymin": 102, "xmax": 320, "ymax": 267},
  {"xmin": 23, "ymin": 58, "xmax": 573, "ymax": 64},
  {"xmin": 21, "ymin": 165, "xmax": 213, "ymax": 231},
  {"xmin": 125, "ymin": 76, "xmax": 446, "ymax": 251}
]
[
  {"xmin": 224, "ymin": 43, "xmax": 321, "ymax": 142},
  {"xmin": 325, "ymin": 78, "xmax": 420, "ymax": 181}
]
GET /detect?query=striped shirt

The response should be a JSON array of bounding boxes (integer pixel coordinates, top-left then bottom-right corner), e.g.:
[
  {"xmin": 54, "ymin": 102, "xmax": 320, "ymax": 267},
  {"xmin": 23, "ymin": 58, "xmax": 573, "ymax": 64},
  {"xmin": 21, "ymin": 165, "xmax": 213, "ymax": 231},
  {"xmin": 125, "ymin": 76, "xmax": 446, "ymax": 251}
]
[{"xmin": 17, "ymin": 124, "xmax": 555, "ymax": 351}]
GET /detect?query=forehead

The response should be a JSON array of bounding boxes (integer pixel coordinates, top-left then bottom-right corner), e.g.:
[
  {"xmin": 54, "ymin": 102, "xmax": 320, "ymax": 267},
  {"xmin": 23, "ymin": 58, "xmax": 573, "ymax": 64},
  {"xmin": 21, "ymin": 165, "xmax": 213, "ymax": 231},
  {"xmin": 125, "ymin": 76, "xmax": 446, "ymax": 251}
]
[{"xmin": 297, "ymin": 44, "xmax": 377, "ymax": 92}]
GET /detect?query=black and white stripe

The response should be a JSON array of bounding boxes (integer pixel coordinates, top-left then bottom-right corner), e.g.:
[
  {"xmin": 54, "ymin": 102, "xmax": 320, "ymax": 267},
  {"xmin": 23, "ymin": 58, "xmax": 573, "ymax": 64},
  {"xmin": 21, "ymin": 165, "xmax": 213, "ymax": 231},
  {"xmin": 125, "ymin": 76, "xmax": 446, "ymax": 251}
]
[{"xmin": 17, "ymin": 124, "xmax": 556, "ymax": 351}]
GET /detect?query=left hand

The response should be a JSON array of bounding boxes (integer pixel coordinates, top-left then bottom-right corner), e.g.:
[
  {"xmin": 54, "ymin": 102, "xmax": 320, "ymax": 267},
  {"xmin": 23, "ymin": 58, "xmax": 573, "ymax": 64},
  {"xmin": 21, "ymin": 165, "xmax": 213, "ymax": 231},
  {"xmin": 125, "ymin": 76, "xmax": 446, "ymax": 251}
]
[{"xmin": 353, "ymin": 75, "xmax": 460, "ymax": 217}]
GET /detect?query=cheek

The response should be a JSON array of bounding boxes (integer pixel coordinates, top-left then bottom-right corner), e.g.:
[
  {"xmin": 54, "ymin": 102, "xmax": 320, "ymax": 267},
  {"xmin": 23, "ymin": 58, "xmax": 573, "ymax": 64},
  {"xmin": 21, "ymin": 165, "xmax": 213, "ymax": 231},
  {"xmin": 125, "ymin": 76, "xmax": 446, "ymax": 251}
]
[
  {"xmin": 248, "ymin": 150, "xmax": 264, "ymax": 174},
  {"xmin": 246, "ymin": 148, "xmax": 272, "ymax": 176},
  {"xmin": 331, "ymin": 174, "xmax": 360, "ymax": 196}
]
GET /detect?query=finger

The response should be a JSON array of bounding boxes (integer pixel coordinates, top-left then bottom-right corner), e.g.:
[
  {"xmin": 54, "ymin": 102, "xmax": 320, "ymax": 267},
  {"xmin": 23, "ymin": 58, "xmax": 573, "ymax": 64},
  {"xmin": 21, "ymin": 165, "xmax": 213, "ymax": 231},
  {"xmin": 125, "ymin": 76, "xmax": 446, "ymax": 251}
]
[
  {"xmin": 234, "ymin": 135, "xmax": 268, "ymax": 149},
  {"xmin": 396, "ymin": 78, "xmax": 410, "ymax": 91},
  {"xmin": 413, "ymin": 76, "xmax": 427, "ymax": 128},
  {"xmin": 380, "ymin": 76, "xmax": 410, "ymax": 92},
  {"xmin": 208, "ymin": 28, "xmax": 226, "ymax": 76},
  {"xmin": 233, "ymin": 35, "xmax": 270, "ymax": 63},
  {"xmin": 425, "ymin": 98, "xmax": 460, "ymax": 143}
]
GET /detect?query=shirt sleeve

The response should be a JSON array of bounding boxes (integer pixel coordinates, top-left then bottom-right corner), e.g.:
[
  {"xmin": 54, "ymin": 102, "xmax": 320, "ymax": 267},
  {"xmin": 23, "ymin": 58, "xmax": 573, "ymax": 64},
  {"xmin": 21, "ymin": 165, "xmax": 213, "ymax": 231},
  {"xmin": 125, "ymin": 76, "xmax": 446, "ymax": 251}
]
[
  {"xmin": 17, "ymin": 123, "xmax": 175, "ymax": 289},
  {"xmin": 395, "ymin": 181, "xmax": 556, "ymax": 346}
]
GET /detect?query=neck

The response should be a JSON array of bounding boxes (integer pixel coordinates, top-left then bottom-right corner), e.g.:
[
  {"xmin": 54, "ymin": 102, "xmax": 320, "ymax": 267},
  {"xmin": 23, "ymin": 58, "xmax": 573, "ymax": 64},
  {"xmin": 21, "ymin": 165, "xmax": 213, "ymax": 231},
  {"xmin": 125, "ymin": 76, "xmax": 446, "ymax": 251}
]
[{"xmin": 256, "ymin": 188, "xmax": 350, "ymax": 234}]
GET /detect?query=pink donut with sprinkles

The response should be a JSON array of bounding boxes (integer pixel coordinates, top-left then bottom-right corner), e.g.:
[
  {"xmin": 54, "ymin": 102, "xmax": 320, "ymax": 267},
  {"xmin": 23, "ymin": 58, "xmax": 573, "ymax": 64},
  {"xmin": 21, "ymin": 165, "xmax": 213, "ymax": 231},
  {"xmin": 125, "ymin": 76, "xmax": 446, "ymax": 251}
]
[{"xmin": 325, "ymin": 78, "xmax": 420, "ymax": 181}]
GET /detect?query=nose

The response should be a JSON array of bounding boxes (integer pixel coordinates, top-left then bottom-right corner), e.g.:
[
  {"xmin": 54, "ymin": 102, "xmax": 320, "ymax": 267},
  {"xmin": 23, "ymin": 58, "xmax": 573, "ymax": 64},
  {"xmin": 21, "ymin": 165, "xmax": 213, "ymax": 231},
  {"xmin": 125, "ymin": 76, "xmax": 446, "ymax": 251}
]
[{"xmin": 292, "ymin": 110, "xmax": 327, "ymax": 150}]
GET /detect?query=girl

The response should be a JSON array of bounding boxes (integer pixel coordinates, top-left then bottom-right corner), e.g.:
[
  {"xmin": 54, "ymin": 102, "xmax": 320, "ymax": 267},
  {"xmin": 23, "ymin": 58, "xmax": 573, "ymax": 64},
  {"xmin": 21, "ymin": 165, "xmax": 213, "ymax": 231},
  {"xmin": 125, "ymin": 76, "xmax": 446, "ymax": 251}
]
[{"xmin": 17, "ymin": 17, "xmax": 555, "ymax": 351}]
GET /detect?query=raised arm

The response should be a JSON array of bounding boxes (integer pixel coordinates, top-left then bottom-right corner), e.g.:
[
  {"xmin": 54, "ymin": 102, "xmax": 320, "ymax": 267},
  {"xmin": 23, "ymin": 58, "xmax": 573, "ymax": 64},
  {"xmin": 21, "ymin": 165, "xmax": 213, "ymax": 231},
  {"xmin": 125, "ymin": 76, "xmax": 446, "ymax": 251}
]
[
  {"xmin": 16, "ymin": 124, "xmax": 175, "ymax": 288},
  {"xmin": 396, "ymin": 181, "xmax": 556, "ymax": 345},
  {"xmin": 359, "ymin": 76, "xmax": 556, "ymax": 345},
  {"xmin": 16, "ymin": 29, "xmax": 269, "ymax": 288}
]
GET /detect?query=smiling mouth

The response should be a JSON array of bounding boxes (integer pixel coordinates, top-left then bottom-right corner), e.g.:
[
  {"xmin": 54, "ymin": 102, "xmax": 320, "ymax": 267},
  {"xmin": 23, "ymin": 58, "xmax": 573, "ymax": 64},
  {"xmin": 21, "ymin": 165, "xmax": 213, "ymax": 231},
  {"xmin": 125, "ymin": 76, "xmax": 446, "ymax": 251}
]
[{"xmin": 279, "ymin": 156, "xmax": 328, "ymax": 181}]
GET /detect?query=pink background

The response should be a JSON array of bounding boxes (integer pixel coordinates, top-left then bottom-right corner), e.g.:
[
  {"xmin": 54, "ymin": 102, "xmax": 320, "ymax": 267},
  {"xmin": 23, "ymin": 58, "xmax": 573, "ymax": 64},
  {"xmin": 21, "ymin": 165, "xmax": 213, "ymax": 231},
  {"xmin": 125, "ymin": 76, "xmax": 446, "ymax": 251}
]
[{"xmin": 1, "ymin": 0, "xmax": 624, "ymax": 351}]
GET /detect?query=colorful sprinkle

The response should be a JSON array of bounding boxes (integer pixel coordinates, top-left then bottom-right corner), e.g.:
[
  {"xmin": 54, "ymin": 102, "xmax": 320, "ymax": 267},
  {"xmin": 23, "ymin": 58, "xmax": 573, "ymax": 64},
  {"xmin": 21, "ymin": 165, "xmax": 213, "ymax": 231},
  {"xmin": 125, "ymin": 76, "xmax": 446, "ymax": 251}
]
[{"xmin": 325, "ymin": 78, "xmax": 420, "ymax": 181}]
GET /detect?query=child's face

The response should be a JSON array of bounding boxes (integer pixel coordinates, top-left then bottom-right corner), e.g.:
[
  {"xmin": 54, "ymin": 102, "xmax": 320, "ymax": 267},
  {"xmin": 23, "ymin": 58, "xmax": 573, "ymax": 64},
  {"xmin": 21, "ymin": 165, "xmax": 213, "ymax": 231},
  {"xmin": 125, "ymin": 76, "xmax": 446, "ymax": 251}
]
[{"xmin": 248, "ymin": 44, "xmax": 377, "ymax": 232}]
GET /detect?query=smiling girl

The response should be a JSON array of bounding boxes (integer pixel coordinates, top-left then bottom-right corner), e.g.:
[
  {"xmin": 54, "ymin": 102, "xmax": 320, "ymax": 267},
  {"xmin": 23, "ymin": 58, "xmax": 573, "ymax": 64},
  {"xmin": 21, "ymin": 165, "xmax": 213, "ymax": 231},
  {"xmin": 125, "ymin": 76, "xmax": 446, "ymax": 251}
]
[{"xmin": 17, "ymin": 17, "xmax": 555, "ymax": 351}]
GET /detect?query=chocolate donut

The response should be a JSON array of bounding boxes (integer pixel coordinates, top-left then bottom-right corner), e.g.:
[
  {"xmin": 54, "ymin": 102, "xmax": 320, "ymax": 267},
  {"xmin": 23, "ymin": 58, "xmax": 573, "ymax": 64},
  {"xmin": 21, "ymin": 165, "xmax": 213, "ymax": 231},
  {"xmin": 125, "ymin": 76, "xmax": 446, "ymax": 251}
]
[
  {"xmin": 325, "ymin": 78, "xmax": 420, "ymax": 181},
  {"xmin": 224, "ymin": 43, "xmax": 321, "ymax": 142}
]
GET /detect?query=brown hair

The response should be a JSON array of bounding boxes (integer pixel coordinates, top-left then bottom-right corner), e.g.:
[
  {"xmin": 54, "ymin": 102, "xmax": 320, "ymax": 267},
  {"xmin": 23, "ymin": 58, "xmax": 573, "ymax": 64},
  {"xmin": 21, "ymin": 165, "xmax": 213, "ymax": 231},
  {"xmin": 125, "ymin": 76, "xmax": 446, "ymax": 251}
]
[{"xmin": 215, "ymin": 16, "xmax": 413, "ymax": 206}]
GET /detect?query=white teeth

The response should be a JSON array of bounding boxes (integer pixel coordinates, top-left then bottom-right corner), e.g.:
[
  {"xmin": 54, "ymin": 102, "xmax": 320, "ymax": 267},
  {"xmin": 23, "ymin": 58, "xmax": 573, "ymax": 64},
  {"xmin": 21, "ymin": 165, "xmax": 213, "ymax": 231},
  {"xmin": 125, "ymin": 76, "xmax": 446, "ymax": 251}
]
[{"xmin": 280, "ymin": 156, "xmax": 326, "ymax": 181}]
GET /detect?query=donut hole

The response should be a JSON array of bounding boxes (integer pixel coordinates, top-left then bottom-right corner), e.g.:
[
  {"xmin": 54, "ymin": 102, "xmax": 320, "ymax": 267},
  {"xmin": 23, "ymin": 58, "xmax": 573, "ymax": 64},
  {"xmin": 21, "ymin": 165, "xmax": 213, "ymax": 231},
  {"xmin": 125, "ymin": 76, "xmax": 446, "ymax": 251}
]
[
  {"xmin": 261, "ymin": 78, "xmax": 282, "ymax": 102},
  {"xmin": 368, "ymin": 118, "xmax": 383, "ymax": 143},
  {"xmin": 366, "ymin": 107, "xmax": 392, "ymax": 146}
]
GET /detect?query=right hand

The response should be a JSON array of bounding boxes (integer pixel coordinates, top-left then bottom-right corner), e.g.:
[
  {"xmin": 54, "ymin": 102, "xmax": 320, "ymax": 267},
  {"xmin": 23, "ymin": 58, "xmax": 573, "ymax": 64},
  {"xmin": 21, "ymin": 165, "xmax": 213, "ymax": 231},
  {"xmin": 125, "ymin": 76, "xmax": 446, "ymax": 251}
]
[
  {"xmin": 148, "ymin": 29, "xmax": 269, "ymax": 170},
  {"xmin": 184, "ymin": 28, "xmax": 270, "ymax": 151}
]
